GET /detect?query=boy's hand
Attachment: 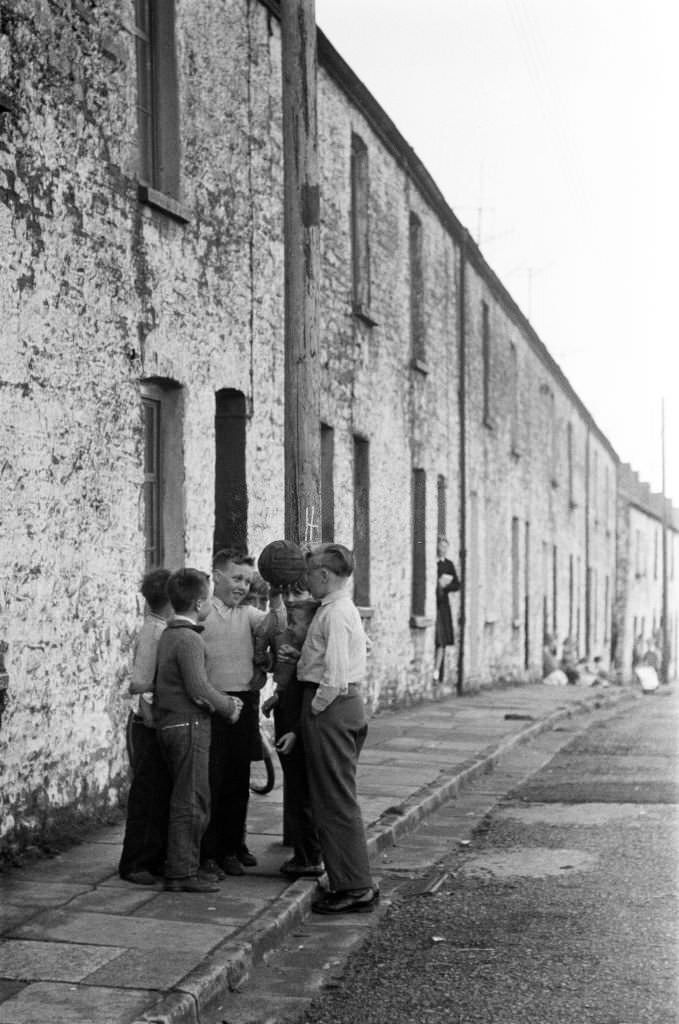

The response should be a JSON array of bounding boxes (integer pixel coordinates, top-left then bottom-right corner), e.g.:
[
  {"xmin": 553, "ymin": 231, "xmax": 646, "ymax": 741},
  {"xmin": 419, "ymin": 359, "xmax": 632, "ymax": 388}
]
[
  {"xmin": 227, "ymin": 696, "xmax": 244, "ymax": 723},
  {"xmin": 275, "ymin": 731, "xmax": 296, "ymax": 755},
  {"xmin": 261, "ymin": 692, "xmax": 279, "ymax": 718},
  {"xmin": 248, "ymin": 666, "xmax": 268, "ymax": 691}
]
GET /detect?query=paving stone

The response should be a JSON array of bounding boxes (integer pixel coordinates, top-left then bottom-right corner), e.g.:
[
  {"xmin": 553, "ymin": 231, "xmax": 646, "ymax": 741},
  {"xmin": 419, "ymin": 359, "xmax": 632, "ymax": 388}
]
[
  {"xmin": 66, "ymin": 887, "xmax": 159, "ymax": 915},
  {"xmin": 0, "ymin": 939, "xmax": 123, "ymax": 983},
  {"xmin": 0, "ymin": 981, "xmax": 153, "ymax": 1024},
  {"xmin": 11, "ymin": 845, "xmax": 118, "ymax": 884},
  {"xmin": 10, "ymin": 908, "xmax": 227, "ymax": 954},
  {"xmin": 0, "ymin": 906, "xmax": 40, "ymax": 936},
  {"xmin": 83, "ymin": 947, "xmax": 200, "ymax": 989},
  {"xmin": 134, "ymin": 891, "xmax": 266, "ymax": 928},
  {"xmin": 0, "ymin": 880, "xmax": 91, "ymax": 908}
]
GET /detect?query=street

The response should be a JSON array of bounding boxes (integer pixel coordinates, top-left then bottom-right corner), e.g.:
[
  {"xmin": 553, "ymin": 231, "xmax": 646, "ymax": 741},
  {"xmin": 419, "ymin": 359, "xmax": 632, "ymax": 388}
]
[{"xmin": 216, "ymin": 689, "xmax": 679, "ymax": 1024}]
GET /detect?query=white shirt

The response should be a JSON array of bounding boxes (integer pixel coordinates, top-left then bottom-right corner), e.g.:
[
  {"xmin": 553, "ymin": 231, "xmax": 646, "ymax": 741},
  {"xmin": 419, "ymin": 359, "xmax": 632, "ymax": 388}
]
[{"xmin": 297, "ymin": 588, "xmax": 367, "ymax": 713}]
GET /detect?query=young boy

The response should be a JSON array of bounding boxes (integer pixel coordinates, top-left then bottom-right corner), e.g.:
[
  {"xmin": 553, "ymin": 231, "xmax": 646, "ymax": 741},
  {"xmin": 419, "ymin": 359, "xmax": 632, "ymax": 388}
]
[
  {"xmin": 119, "ymin": 569, "xmax": 173, "ymax": 885},
  {"xmin": 297, "ymin": 543, "xmax": 378, "ymax": 914},
  {"xmin": 155, "ymin": 569, "xmax": 243, "ymax": 893},
  {"xmin": 200, "ymin": 548, "xmax": 286, "ymax": 878},
  {"xmin": 261, "ymin": 583, "xmax": 323, "ymax": 878}
]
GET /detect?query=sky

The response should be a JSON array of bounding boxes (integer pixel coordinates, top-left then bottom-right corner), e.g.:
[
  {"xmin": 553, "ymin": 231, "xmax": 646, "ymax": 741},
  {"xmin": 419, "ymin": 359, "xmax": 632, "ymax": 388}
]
[{"xmin": 314, "ymin": 0, "xmax": 679, "ymax": 504}]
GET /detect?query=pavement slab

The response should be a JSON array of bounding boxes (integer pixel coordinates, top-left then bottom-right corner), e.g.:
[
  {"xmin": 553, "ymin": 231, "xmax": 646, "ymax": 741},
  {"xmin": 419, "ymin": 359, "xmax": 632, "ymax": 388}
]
[
  {"xmin": 0, "ymin": 982, "xmax": 154, "ymax": 1024},
  {"xmin": 0, "ymin": 939, "xmax": 123, "ymax": 983},
  {"xmin": 9, "ymin": 908, "xmax": 228, "ymax": 954}
]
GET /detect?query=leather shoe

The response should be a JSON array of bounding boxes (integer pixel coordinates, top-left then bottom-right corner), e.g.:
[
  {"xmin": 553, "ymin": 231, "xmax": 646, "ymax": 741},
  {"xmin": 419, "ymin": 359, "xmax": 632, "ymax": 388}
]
[
  {"xmin": 164, "ymin": 876, "xmax": 220, "ymax": 893},
  {"xmin": 222, "ymin": 855, "xmax": 245, "ymax": 876},
  {"xmin": 280, "ymin": 857, "xmax": 324, "ymax": 878},
  {"xmin": 237, "ymin": 846, "xmax": 257, "ymax": 867},
  {"xmin": 200, "ymin": 859, "xmax": 226, "ymax": 881},
  {"xmin": 311, "ymin": 887, "xmax": 379, "ymax": 915},
  {"xmin": 122, "ymin": 870, "xmax": 158, "ymax": 886}
]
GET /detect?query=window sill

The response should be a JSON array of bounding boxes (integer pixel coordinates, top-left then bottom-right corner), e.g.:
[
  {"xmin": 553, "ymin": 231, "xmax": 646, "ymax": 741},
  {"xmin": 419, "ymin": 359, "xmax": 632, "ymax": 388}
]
[
  {"xmin": 356, "ymin": 605, "xmax": 374, "ymax": 619},
  {"xmin": 409, "ymin": 615, "xmax": 433, "ymax": 629},
  {"xmin": 353, "ymin": 305, "xmax": 379, "ymax": 327},
  {"xmin": 410, "ymin": 358, "xmax": 429, "ymax": 376},
  {"xmin": 483, "ymin": 414, "xmax": 496, "ymax": 431},
  {"xmin": 138, "ymin": 183, "xmax": 190, "ymax": 223},
  {"xmin": 551, "ymin": 477, "xmax": 559, "ymax": 489},
  {"xmin": 569, "ymin": 499, "xmax": 578, "ymax": 511}
]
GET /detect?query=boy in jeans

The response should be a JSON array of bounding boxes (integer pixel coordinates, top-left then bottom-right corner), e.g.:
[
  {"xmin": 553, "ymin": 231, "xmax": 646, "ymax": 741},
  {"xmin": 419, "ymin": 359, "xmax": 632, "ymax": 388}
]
[{"xmin": 155, "ymin": 569, "xmax": 243, "ymax": 893}]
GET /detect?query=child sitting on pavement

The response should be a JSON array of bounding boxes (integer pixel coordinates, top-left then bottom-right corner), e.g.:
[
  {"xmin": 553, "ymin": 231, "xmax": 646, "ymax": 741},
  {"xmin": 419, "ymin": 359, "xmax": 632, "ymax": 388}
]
[{"xmin": 154, "ymin": 569, "xmax": 243, "ymax": 893}]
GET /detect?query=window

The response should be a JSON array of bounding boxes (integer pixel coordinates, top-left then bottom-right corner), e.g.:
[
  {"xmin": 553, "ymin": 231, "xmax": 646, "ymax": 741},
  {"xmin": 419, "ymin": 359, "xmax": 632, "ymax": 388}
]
[
  {"xmin": 654, "ymin": 528, "xmax": 659, "ymax": 580},
  {"xmin": 409, "ymin": 212, "xmax": 426, "ymax": 369},
  {"xmin": 510, "ymin": 342, "xmax": 519, "ymax": 455},
  {"xmin": 592, "ymin": 450, "xmax": 599, "ymax": 526},
  {"xmin": 320, "ymin": 424, "xmax": 335, "ymax": 542},
  {"xmin": 511, "ymin": 517, "xmax": 520, "ymax": 624},
  {"xmin": 214, "ymin": 389, "xmax": 247, "ymax": 553},
  {"xmin": 549, "ymin": 391, "xmax": 557, "ymax": 486},
  {"xmin": 552, "ymin": 544, "xmax": 558, "ymax": 636},
  {"xmin": 411, "ymin": 468, "xmax": 426, "ymax": 618},
  {"xmin": 353, "ymin": 437, "xmax": 370, "ymax": 606},
  {"xmin": 568, "ymin": 554, "xmax": 574, "ymax": 638},
  {"xmin": 135, "ymin": 0, "xmax": 183, "ymax": 210},
  {"xmin": 604, "ymin": 575, "xmax": 610, "ymax": 645},
  {"xmin": 142, "ymin": 395, "xmax": 161, "ymax": 569},
  {"xmin": 437, "ymin": 474, "xmax": 447, "ymax": 540},
  {"xmin": 141, "ymin": 378, "xmax": 184, "ymax": 569},
  {"xmin": 482, "ymin": 301, "xmax": 492, "ymax": 426},
  {"xmin": 567, "ymin": 422, "xmax": 575, "ymax": 508},
  {"xmin": 350, "ymin": 134, "xmax": 371, "ymax": 321}
]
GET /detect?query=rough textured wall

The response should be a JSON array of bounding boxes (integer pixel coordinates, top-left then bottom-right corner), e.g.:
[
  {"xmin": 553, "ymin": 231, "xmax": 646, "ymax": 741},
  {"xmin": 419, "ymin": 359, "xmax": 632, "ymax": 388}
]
[
  {"xmin": 0, "ymin": 0, "xmax": 289, "ymax": 854},
  {"xmin": 316, "ymin": 71, "xmax": 461, "ymax": 708},
  {"xmin": 462, "ymin": 261, "xmax": 616, "ymax": 687}
]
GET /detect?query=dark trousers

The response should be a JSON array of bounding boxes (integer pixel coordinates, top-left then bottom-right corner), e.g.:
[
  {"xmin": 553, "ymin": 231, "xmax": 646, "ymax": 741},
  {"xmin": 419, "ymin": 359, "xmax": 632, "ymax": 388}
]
[
  {"xmin": 274, "ymin": 681, "xmax": 321, "ymax": 866},
  {"xmin": 201, "ymin": 692, "xmax": 258, "ymax": 863},
  {"xmin": 301, "ymin": 688, "xmax": 372, "ymax": 892},
  {"xmin": 158, "ymin": 715, "xmax": 211, "ymax": 879},
  {"xmin": 118, "ymin": 717, "xmax": 171, "ymax": 878}
]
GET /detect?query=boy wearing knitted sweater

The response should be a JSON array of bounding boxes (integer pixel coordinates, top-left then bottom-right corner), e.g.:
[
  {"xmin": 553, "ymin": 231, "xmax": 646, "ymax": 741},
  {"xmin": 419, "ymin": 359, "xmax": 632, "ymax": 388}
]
[{"xmin": 155, "ymin": 569, "xmax": 243, "ymax": 893}]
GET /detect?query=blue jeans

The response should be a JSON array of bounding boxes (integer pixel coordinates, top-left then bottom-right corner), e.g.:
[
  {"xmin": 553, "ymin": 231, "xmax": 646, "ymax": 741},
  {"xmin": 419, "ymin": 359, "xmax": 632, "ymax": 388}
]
[
  {"xmin": 158, "ymin": 715, "xmax": 211, "ymax": 879},
  {"xmin": 118, "ymin": 717, "xmax": 171, "ymax": 877}
]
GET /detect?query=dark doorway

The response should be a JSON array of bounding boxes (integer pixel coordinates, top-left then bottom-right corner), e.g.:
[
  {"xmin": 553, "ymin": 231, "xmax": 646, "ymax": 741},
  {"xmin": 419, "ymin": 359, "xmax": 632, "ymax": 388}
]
[{"xmin": 214, "ymin": 389, "xmax": 247, "ymax": 554}]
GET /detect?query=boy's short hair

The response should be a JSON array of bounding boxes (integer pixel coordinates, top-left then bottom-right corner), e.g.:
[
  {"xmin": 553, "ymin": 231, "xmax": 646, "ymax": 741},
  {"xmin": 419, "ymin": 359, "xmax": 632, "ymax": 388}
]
[
  {"xmin": 140, "ymin": 568, "xmax": 171, "ymax": 613},
  {"xmin": 306, "ymin": 543, "xmax": 354, "ymax": 578},
  {"xmin": 167, "ymin": 569, "xmax": 210, "ymax": 614},
  {"xmin": 213, "ymin": 547, "xmax": 255, "ymax": 571}
]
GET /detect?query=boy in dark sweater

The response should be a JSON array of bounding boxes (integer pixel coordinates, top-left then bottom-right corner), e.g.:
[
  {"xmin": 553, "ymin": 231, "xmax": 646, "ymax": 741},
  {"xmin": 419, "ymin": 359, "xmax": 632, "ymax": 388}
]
[{"xmin": 155, "ymin": 569, "xmax": 243, "ymax": 893}]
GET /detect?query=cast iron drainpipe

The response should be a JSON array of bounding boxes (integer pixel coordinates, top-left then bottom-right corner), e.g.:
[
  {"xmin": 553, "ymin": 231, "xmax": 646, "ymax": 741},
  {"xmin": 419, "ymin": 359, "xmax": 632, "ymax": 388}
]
[{"xmin": 456, "ymin": 233, "xmax": 468, "ymax": 695}]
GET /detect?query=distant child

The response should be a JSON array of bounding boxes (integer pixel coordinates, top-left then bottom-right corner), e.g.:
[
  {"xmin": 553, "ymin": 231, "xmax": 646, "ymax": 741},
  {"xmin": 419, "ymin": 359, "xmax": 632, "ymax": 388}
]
[
  {"xmin": 119, "ymin": 569, "xmax": 173, "ymax": 885},
  {"xmin": 297, "ymin": 543, "xmax": 378, "ymax": 914},
  {"xmin": 155, "ymin": 569, "xmax": 243, "ymax": 893},
  {"xmin": 261, "ymin": 583, "xmax": 323, "ymax": 878}
]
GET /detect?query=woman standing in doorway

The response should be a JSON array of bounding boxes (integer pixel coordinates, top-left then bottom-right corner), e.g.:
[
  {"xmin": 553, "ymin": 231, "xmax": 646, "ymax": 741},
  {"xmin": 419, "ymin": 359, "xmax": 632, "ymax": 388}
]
[{"xmin": 434, "ymin": 536, "xmax": 460, "ymax": 686}]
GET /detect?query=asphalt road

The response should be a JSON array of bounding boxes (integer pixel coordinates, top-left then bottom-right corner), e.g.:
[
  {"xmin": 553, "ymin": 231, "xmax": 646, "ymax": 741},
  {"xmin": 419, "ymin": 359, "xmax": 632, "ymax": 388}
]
[{"xmin": 215, "ymin": 689, "xmax": 679, "ymax": 1024}]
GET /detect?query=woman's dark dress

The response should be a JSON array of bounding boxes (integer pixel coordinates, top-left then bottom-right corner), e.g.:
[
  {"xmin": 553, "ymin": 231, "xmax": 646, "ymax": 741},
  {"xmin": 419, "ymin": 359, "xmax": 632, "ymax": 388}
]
[{"xmin": 435, "ymin": 557, "xmax": 460, "ymax": 648}]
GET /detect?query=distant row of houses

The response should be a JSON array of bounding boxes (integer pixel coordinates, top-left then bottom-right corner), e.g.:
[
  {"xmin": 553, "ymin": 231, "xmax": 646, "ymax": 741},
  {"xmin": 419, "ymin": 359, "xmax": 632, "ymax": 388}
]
[{"xmin": 0, "ymin": 0, "xmax": 675, "ymax": 855}]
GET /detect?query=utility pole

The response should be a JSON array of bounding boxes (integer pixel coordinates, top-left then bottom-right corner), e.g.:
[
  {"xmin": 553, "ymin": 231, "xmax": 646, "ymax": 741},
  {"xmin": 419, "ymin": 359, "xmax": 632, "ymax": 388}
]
[
  {"xmin": 661, "ymin": 398, "xmax": 669, "ymax": 683},
  {"xmin": 281, "ymin": 0, "xmax": 321, "ymax": 546}
]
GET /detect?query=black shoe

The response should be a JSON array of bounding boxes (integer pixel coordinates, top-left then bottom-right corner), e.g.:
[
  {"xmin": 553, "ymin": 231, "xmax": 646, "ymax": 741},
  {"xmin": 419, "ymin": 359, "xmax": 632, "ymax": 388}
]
[
  {"xmin": 237, "ymin": 846, "xmax": 258, "ymax": 867},
  {"xmin": 164, "ymin": 876, "xmax": 220, "ymax": 893},
  {"xmin": 312, "ymin": 887, "xmax": 380, "ymax": 915},
  {"xmin": 122, "ymin": 870, "xmax": 158, "ymax": 886},
  {"xmin": 280, "ymin": 857, "xmax": 324, "ymax": 878},
  {"xmin": 222, "ymin": 854, "xmax": 245, "ymax": 876},
  {"xmin": 200, "ymin": 859, "xmax": 226, "ymax": 881}
]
